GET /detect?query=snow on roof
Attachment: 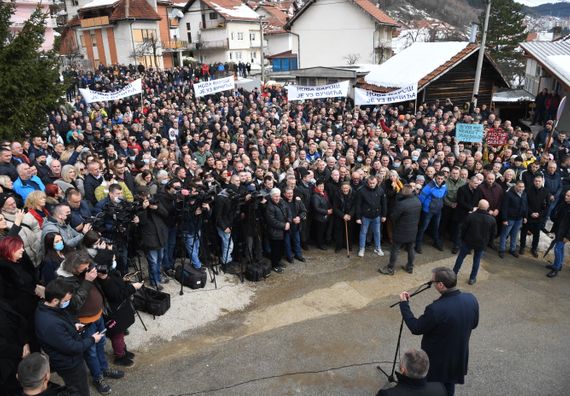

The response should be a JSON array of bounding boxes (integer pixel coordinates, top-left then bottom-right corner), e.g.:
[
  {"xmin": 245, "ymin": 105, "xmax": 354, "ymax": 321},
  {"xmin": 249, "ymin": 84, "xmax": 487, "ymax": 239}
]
[
  {"xmin": 364, "ymin": 41, "xmax": 470, "ymax": 88},
  {"xmin": 80, "ymin": 0, "xmax": 118, "ymax": 10},
  {"xmin": 547, "ymin": 55, "xmax": 570, "ymax": 87},
  {"xmin": 209, "ymin": 0, "xmax": 259, "ymax": 20},
  {"xmin": 492, "ymin": 89, "xmax": 535, "ymax": 103}
]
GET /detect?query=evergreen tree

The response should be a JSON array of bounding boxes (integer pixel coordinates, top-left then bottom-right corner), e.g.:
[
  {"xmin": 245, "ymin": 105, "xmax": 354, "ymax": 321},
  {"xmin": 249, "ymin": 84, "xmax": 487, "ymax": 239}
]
[
  {"xmin": 480, "ymin": 0, "xmax": 527, "ymax": 86},
  {"xmin": 0, "ymin": 4, "xmax": 64, "ymax": 140}
]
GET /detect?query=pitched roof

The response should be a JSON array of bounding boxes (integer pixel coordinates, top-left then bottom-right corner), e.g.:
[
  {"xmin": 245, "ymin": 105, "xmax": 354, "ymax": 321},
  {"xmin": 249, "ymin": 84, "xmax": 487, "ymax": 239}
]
[
  {"xmin": 79, "ymin": 0, "xmax": 161, "ymax": 21},
  {"xmin": 258, "ymin": 3, "xmax": 288, "ymax": 33},
  {"xmin": 285, "ymin": 0, "xmax": 398, "ymax": 29},
  {"xmin": 520, "ymin": 41, "xmax": 570, "ymax": 89},
  {"xmin": 185, "ymin": 0, "xmax": 259, "ymax": 21},
  {"xmin": 359, "ymin": 41, "xmax": 508, "ymax": 92}
]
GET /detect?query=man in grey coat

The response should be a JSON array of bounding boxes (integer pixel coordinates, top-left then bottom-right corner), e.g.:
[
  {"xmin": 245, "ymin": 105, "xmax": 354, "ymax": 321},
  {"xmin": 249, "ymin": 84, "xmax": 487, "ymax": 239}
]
[{"xmin": 379, "ymin": 185, "xmax": 422, "ymax": 275}]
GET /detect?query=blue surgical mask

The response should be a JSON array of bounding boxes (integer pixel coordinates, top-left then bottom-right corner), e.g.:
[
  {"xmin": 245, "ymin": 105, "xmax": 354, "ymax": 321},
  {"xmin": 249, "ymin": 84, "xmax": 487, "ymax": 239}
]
[
  {"xmin": 54, "ymin": 241, "xmax": 64, "ymax": 251},
  {"xmin": 412, "ymin": 155, "xmax": 419, "ymax": 161},
  {"xmin": 60, "ymin": 300, "xmax": 70, "ymax": 309},
  {"xmin": 111, "ymin": 260, "xmax": 117, "ymax": 270}
]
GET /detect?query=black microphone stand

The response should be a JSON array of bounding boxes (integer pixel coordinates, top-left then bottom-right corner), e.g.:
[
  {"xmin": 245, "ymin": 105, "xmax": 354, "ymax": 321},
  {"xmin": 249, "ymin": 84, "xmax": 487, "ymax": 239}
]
[{"xmin": 377, "ymin": 281, "xmax": 433, "ymax": 384}]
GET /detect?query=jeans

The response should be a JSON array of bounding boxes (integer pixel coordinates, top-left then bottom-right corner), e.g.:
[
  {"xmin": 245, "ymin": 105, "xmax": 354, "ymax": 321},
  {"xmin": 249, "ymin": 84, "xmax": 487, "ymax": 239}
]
[
  {"xmin": 388, "ymin": 242, "xmax": 415, "ymax": 269},
  {"xmin": 217, "ymin": 227, "xmax": 233, "ymax": 264},
  {"xmin": 83, "ymin": 316, "xmax": 109, "ymax": 381},
  {"xmin": 359, "ymin": 216, "xmax": 381, "ymax": 250},
  {"xmin": 184, "ymin": 232, "xmax": 202, "ymax": 269},
  {"xmin": 162, "ymin": 226, "xmax": 177, "ymax": 271},
  {"xmin": 553, "ymin": 240, "xmax": 566, "ymax": 270},
  {"xmin": 284, "ymin": 229, "xmax": 302, "ymax": 259},
  {"xmin": 146, "ymin": 248, "xmax": 165, "ymax": 286},
  {"xmin": 499, "ymin": 219, "xmax": 522, "ymax": 252},
  {"xmin": 416, "ymin": 211, "xmax": 442, "ymax": 248},
  {"xmin": 115, "ymin": 243, "xmax": 129, "ymax": 275},
  {"xmin": 453, "ymin": 243, "xmax": 484, "ymax": 281}
]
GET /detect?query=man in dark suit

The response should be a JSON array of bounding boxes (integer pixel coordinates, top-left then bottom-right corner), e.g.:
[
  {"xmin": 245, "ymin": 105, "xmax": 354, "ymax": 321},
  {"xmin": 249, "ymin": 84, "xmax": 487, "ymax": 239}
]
[
  {"xmin": 399, "ymin": 267, "xmax": 479, "ymax": 396},
  {"xmin": 376, "ymin": 349, "xmax": 446, "ymax": 396}
]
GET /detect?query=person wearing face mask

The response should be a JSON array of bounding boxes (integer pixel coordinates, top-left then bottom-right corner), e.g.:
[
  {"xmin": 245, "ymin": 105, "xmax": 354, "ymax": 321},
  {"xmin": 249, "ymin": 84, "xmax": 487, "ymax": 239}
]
[
  {"xmin": 56, "ymin": 250, "xmax": 124, "ymax": 394},
  {"xmin": 95, "ymin": 249, "xmax": 143, "ymax": 367},
  {"xmin": 40, "ymin": 233, "xmax": 66, "ymax": 285},
  {"xmin": 35, "ymin": 278, "xmax": 104, "ymax": 396},
  {"xmin": 42, "ymin": 204, "xmax": 92, "ymax": 249}
]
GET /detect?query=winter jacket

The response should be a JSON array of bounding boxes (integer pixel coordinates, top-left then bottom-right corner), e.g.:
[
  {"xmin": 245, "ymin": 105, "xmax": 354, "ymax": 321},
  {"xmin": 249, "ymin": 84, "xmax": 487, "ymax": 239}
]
[
  {"xmin": 42, "ymin": 218, "xmax": 83, "ymax": 249},
  {"xmin": 3, "ymin": 210, "xmax": 42, "ymax": 266},
  {"xmin": 525, "ymin": 185, "xmax": 550, "ymax": 223},
  {"xmin": 444, "ymin": 178, "xmax": 466, "ymax": 207},
  {"xmin": 284, "ymin": 197, "xmax": 306, "ymax": 232},
  {"xmin": 478, "ymin": 182, "xmax": 503, "ymax": 212},
  {"xmin": 552, "ymin": 201, "xmax": 570, "ymax": 242},
  {"xmin": 519, "ymin": 165, "xmax": 544, "ymax": 190},
  {"xmin": 543, "ymin": 170, "xmax": 562, "ymax": 200},
  {"xmin": 215, "ymin": 187, "xmax": 237, "ymax": 230},
  {"xmin": 0, "ymin": 300, "xmax": 28, "ymax": 392},
  {"xmin": 332, "ymin": 190, "xmax": 356, "ymax": 219},
  {"xmin": 96, "ymin": 271, "xmax": 136, "ymax": 335},
  {"xmin": 311, "ymin": 191, "xmax": 331, "ymax": 223},
  {"xmin": 461, "ymin": 209, "xmax": 497, "ymax": 250},
  {"xmin": 419, "ymin": 181, "xmax": 447, "ymax": 214},
  {"xmin": 455, "ymin": 184, "xmax": 482, "ymax": 222},
  {"xmin": 13, "ymin": 176, "xmax": 45, "ymax": 202},
  {"xmin": 500, "ymin": 189, "xmax": 528, "ymax": 221},
  {"xmin": 56, "ymin": 266, "xmax": 99, "ymax": 319},
  {"xmin": 83, "ymin": 174, "xmax": 103, "ymax": 205},
  {"xmin": 138, "ymin": 202, "xmax": 169, "ymax": 250},
  {"xmin": 35, "ymin": 303, "xmax": 95, "ymax": 372},
  {"xmin": 390, "ymin": 194, "xmax": 422, "ymax": 244},
  {"xmin": 265, "ymin": 198, "xmax": 291, "ymax": 240},
  {"xmin": 356, "ymin": 185, "xmax": 387, "ymax": 219}
]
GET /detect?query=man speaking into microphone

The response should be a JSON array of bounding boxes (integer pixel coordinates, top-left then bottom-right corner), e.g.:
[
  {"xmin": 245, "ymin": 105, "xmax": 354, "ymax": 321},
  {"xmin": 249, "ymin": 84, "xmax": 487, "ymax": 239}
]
[{"xmin": 398, "ymin": 267, "xmax": 479, "ymax": 396}]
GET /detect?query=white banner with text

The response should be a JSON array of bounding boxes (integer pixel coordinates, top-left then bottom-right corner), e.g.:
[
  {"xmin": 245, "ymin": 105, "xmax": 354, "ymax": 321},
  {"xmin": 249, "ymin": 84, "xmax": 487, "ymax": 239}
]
[
  {"xmin": 193, "ymin": 76, "xmax": 236, "ymax": 97},
  {"xmin": 80, "ymin": 79, "xmax": 142, "ymax": 103},
  {"xmin": 354, "ymin": 83, "xmax": 418, "ymax": 105},
  {"xmin": 287, "ymin": 81, "xmax": 350, "ymax": 101}
]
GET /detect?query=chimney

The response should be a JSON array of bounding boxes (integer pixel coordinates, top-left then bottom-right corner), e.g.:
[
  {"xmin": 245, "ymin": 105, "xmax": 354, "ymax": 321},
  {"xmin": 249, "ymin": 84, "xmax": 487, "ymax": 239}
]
[
  {"xmin": 552, "ymin": 26, "xmax": 562, "ymax": 41},
  {"xmin": 469, "ymin": 22, "xmax": 479, "ymax": 43}
]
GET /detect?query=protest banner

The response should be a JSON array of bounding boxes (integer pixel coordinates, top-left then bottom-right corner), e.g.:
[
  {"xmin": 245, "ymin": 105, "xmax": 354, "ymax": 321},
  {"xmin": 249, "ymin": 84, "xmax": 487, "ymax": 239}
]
[
  {"xmin": 287, "ymin": 81, "xmax": 349, "ymax": 101},
  {"xmin": 354, "ymin": 83, "xmax": 417, "ymax": 106},
  {"xmin": 455, "ymin": 123, "xmax": 484, "ymax": 143},
  {"xmin": 193, "ymin": 76, "xmax": 235, "ymax": 98},
  {"xmin": 79, "ymin": 79, "xmax": 142, "ymax": 103},
  {"xmin": 486, "ymin": 127, "xmax": 509, "ymax": 146}
]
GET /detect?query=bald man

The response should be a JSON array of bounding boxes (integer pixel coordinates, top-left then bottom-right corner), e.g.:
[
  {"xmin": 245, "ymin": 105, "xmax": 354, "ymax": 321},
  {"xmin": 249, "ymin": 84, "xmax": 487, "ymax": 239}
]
[{"xmin": 452, "ymin": 199, "xmax": 497, "ymax": 285}]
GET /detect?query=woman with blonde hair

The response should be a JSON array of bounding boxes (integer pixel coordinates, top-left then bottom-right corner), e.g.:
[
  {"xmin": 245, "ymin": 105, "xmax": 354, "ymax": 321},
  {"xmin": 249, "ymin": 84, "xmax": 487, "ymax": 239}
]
[
  {"xmin": 55, "ymin": 164, "xmax": 84, "ymax": 195},
  {"xmin": 24, "ymin": 191, "xmax": 49, "ymax": 229},
  {"xmin": 385, "ymin": 170, "xmax": 403, "ymax": 244},
  {"xmin": 0, "ymin": 175, "xmax": 23, "ymax": 207}
]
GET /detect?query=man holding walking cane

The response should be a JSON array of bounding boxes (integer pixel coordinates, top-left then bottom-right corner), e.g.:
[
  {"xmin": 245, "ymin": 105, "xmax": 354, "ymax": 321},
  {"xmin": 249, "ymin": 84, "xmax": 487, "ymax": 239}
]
[
  {"xmin": 332, "ymin": 182, "xmax": 355, "ymax": 255},
  {"xmin": 398, "ymin": 267, "xmax": 479, "ymax": 396}
]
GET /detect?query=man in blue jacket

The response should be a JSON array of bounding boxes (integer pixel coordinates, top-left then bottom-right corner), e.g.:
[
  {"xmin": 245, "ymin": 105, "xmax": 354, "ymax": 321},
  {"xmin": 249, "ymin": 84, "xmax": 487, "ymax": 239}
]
[
  {"xmin": 399, "ymin": 267, "xmax": 479, "ymax": 396},
  {"xmin": 35, "ymin": 278, "xmax": 104, "ymax": 396},
  {"xmin": 416, "ymin": 172, "xmax": 447, "ymax": 253}
]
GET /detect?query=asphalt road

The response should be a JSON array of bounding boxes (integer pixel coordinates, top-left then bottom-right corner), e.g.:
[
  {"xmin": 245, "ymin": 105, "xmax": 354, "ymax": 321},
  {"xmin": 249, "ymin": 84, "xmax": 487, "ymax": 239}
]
[{"xmin": 99, "ymin": 243, "xmax": 570, "ymax": 396}]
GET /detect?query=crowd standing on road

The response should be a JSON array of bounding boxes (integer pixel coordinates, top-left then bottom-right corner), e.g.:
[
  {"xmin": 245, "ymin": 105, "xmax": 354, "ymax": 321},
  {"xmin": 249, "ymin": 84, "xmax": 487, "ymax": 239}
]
[{"xmin": 0, "ymin": 63, "xmax": 569, "ymax": 395}]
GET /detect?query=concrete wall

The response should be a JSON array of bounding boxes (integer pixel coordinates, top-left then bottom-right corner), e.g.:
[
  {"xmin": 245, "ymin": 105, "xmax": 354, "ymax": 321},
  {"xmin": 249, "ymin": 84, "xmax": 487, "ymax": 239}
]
[
  {"xmin": 266, "ymin": 33, "xmax": 290, "ymax": 56},
  {"xmin": 291, "ymin": 0, "xmax": 376, "ymax": 68}
]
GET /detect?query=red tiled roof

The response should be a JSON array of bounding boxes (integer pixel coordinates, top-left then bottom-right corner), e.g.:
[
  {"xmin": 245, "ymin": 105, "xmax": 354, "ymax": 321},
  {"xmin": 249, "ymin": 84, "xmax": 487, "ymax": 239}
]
[
  {"xmin": 259, "ymin": 3, "xmax": 288, "ymax": 33},
  {"xmin": 110, "ymin": 0, "xmax": 161, "ymax": 21},
  {"xmin": 286, "ymin": 0, "xmax": 398, "ymax": 29},
  {"xmin": 187, "ymin": 0, "xmax": 259, "ymax": 21}
]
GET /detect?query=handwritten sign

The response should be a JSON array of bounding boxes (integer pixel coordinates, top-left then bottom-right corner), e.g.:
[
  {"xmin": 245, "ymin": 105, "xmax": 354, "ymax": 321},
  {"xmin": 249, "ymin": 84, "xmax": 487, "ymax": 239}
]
[
  {"xmin": 486, "ymin": 127, "xmax": 509, "ymax": 146},
  {"xmin": 79, "ymin": 79, "xmax": 142, "ymax": 103},
  {"xmin": 455, "ymin": 123, "xmax": 483, "ymax": 143},
  {"xmin": 354, "ymin": 83, "xmax": 417, "ymax": 105},
  {"xmin": 193, "ymin": 76, "xmax": 235, "ymax": 98},
  {"xmin": 287, "ymin": 81, "xmax": 349, "ymax": 101}
]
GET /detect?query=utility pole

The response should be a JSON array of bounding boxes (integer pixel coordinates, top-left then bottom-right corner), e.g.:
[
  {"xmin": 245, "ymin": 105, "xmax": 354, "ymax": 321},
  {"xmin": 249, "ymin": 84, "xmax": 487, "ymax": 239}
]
[
  {"xmin": 472, "ymin": 0, "xmax": 491, "ymax": 110},
  {"xmin": 259, "ymin": 16, "xmax": 265, "ymax": 83}
]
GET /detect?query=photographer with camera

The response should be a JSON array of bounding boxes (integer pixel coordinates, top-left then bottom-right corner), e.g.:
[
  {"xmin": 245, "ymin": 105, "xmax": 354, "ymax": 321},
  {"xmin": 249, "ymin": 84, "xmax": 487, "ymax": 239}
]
[
  {"xmin": 156, "ymin": 179, "xmax": 179, "ymax": 278},
  {"xmin": 55, "ymin": 250, "xmax": 124, "ymax": 394},
  {"xmin": 94, "ymin": 249, "xmax": 143, "ymax": 368},
  {"xmin": 137, "ymin": 191, "xmax": 170, "ymax": 290},
  {"xmin": 93, "ymin": 184, "xmax": 139, "ymax": 275},
  {"xmin": 214, "ymin": 175, "xmax": 241, "ymax": 269},
  {"xmin": 178, "ymin": 183, "xmax": 212, "ymax": 271}
]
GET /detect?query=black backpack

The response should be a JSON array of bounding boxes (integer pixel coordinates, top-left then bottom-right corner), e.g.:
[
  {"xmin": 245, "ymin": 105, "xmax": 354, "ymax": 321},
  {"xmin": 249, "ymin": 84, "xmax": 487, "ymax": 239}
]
[{"xmin": 245, "ymin": 260, "xmax": 271, "ymax": 282}]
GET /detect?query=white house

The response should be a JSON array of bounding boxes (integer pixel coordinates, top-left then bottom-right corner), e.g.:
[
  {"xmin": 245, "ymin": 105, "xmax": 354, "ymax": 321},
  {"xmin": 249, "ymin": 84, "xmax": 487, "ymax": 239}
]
[
  {"xmin": 181, "ymin": 0, "xmax": 265, "ymax": 65},
  {"xmin": 284, "ymin": 0, "xmax": 398, "ymax": 68}
]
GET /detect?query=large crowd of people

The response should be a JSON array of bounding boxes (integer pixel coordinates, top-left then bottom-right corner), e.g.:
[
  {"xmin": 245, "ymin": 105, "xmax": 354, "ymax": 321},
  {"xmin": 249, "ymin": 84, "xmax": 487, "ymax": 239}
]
[{"xmin": 0, "ymin": 63, "xmax": 569, "ymax": 395}]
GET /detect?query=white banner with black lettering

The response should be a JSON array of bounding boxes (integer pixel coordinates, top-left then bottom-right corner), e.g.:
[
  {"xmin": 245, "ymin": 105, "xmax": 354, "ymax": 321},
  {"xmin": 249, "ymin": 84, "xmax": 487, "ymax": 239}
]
[
  {"xmin": 354, "ymin": 83, "xmax": 418, "ymax": 105},
  {"xmin": 79, "ymin": 79, "xmax": 143, "ymax": 103},
  {"xmin": 287, "ymin": 81, "xmax": 350, "ymax": 101},
  {"xmin": 193, "ymin": 76, "xmax": 235, "ymax": 98}
]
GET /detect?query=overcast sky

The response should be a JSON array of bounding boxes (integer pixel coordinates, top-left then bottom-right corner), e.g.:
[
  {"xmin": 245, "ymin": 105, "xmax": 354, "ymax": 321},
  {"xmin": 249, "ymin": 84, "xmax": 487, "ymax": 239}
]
[{"xmin": 516, "ymin": 0, "xmax": 568, "ymax": 6}]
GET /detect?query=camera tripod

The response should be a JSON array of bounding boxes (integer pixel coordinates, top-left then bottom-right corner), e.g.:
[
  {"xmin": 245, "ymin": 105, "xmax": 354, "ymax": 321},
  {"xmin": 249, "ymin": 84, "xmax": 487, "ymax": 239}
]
[{"xmin": 376, "ymin": 281, "xmax": 433, "ymax": 384}]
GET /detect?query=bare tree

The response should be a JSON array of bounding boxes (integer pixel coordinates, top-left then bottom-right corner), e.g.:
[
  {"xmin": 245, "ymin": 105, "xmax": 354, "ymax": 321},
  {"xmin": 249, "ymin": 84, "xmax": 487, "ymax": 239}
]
[
  {"xmin": 344, "ymin": 53, "xmax": 360, "ymax": 65},
  {"xmin": 131, "ymin": 34, "xmax": 162, "ymax": 69}
]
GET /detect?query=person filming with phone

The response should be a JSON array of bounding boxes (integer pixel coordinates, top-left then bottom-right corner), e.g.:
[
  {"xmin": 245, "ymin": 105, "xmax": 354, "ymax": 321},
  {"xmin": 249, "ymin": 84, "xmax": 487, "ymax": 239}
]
[{"xmin": 398, "ymin": 267, "xmax": 479, "ymax": 396}]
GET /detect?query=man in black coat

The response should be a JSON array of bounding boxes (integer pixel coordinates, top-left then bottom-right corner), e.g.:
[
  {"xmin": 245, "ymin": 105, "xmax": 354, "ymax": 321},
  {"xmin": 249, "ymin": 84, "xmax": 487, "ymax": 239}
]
[
  {"xmin": 379, "ymin": 185, "xmax": 421, "ymax": 275},
  {"xmin": 399, "ymin": 267, "xmax": 479, "ymax": 396},
  {"xmin": 83, "ymin": 161, "xmax": 103, "ymax": 206},
  {"xmin": 17, "ymin": 352, "xmax": 81, "ymax": 396},
  {"xmin": 453, "ymin": 199, "xmax": 497, "ymax": 284},
  {"xmin": 520, "ymin": 175, "xmax": 550, "ymax": 257},
  {"xmin": 376, "ymin": 349, "xmax": 446, "ymax": 396},
  {"xmin": 332, "ymin": 182, "xmax": 355, "ymax": 253},
  {"xmin": 498, "ymin": 180, "xmax": 527, "ymax": 258},
  {"xmin": 546, "ymin": 189, "xmax": 570, "ymax": 277},
  {"xmin": 264, "ymin": 188, "xmax": 291, "ymax": 273},
  {"xmin": 283, "ymin": 187, "xmax": 306, "ymax": 263},
  {"xmin": 452, "ymin": 177, "xmax": 482, "ymax": 253}
]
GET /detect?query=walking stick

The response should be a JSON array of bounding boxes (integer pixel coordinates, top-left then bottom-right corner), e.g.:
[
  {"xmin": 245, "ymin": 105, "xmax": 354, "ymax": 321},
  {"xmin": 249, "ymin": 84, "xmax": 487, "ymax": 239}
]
[{"xmin": 345, "ymin": 219, "xmax": 350, "ymax": 258}]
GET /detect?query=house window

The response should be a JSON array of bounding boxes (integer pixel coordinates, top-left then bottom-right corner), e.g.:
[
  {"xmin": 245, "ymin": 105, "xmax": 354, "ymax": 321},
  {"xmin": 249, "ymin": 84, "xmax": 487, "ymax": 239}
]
[
  {"xmin": 187, "ymin": 32, "xmax": 192, "ymax": 43},
  {"xmin": 72, "ymin": 0, "xmax": 79, "ymax": 5},
  {"xmin": 237, "ymin": 32, "xmax": 244, "ymax": 40},
  {"xmin": 90, "ymin": 31, "xmax": 97, "ymax": 47},
  {"xmin": 250, "ymin": 33, "xmax": 256, "ymax": 41},
  {"xmin": 209, "ymin": 12, "xmax": 218, "ymax": 20},
  {"xmin": 231, "ymin": 32, "xmax": 234, "ymax": 40},
  {"xmin": 235, "ymin": 51, "xmax": 242, "ymax": 60},
  {"xmin": 80, "ymin": 34, "xmax": 86, "ymax": 48},
  {"xmin": 186, "ymin": 23, "xmax": 191, "ymax": 30},
  {"xmin": 252, "ymin": 51, "xmax": 256, "ymax": 59},
  {"xmin": 229, "ymin": 52, "xmax": 233, "ymax": 60}
]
